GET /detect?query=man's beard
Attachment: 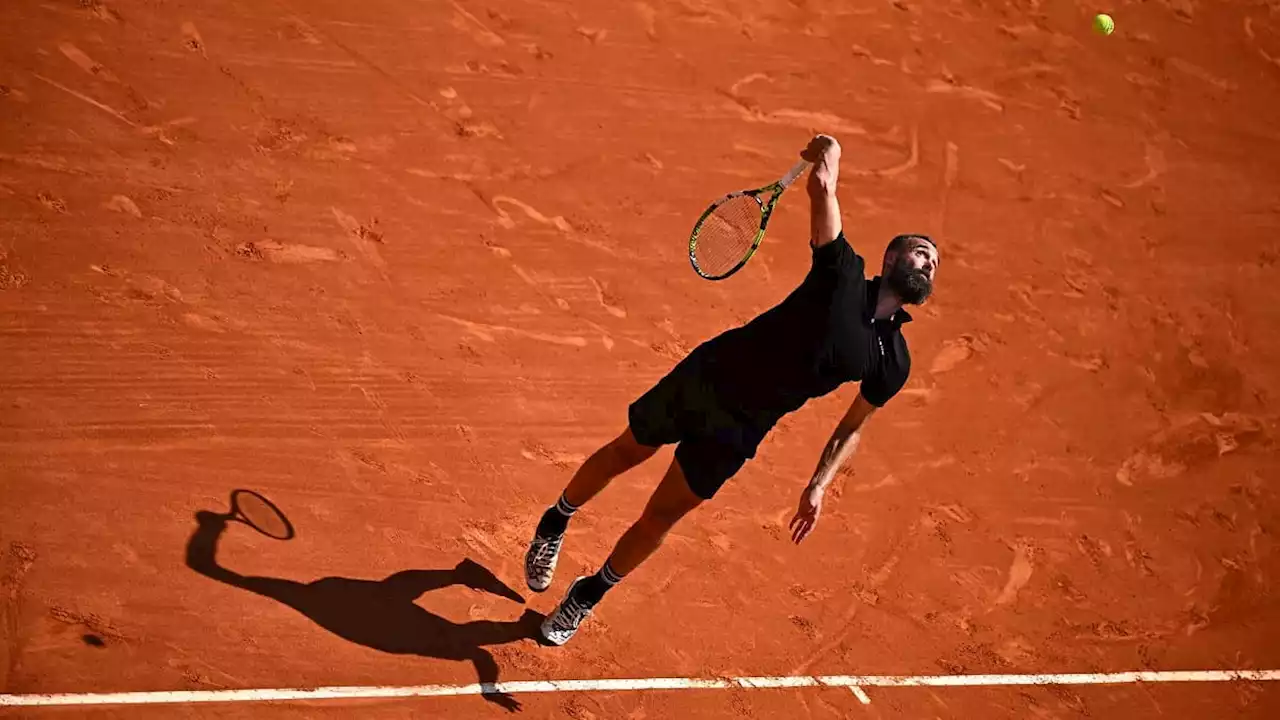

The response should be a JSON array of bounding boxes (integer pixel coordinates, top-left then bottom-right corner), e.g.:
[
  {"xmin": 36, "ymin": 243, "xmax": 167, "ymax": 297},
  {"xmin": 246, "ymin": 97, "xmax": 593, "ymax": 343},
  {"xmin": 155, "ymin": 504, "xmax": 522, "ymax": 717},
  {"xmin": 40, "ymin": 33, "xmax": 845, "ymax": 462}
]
[{"xmin": 887, "ymin": 257, "xmax": 932, "ymax": 305}]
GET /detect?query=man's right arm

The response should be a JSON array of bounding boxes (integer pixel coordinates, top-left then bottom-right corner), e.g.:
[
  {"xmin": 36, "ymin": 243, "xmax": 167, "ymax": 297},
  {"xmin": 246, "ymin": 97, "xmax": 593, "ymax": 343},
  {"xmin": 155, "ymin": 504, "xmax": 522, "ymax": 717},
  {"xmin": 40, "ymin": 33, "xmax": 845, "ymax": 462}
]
[{"xmin": 801, "ymin": 134, "xmax": 843, "ymax": 249}]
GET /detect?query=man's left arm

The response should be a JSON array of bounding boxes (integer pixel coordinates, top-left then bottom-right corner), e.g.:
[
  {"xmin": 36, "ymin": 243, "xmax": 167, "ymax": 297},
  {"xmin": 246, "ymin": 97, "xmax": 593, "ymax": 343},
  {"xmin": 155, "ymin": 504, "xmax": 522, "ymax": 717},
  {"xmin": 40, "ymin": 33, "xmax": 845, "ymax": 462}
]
[{"xmin": 788, "ymin": 392, "xmax": 878, "ymax": 544}]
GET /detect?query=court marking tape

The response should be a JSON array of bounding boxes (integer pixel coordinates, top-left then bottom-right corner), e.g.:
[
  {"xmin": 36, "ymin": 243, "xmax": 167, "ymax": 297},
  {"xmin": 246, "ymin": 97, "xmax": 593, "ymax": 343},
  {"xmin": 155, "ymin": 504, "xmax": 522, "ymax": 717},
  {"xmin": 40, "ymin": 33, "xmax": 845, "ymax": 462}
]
[{"xmin": 3, "ymin": 669, "xmax": 1278, "ymax": 707}]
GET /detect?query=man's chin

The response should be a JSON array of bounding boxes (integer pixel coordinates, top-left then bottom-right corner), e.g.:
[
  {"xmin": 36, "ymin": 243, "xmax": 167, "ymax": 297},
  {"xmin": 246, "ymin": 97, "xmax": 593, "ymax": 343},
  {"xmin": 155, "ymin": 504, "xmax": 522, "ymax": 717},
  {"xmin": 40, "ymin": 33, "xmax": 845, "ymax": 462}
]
[{"xmin": 892, "ymin": 280, "xmax": 932, "ymax": 305}]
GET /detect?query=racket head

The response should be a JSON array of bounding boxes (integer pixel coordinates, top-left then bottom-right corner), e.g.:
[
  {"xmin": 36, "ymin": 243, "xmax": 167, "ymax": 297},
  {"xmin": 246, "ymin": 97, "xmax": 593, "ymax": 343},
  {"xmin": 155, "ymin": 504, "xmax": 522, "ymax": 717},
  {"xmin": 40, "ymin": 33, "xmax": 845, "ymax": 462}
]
[
  {"xmin": 688, "ymin": 191, "xmax": 767, "ymax": 280},
  {"xmin": 229, "ymin": 489, "xmax": 296, "ymax": 540}
]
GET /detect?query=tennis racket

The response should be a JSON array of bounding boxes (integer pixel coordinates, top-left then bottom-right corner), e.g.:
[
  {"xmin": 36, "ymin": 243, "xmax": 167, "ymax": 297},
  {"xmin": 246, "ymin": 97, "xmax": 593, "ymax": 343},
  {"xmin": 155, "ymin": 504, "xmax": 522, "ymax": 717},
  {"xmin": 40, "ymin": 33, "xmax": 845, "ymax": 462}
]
[
  {"xmin": 229, "ymin": 489, "xmax": 295, "ymax": 540},
  {"xmin": 688, "ymin": 158, "xmax": 812, "ymax": 280}
]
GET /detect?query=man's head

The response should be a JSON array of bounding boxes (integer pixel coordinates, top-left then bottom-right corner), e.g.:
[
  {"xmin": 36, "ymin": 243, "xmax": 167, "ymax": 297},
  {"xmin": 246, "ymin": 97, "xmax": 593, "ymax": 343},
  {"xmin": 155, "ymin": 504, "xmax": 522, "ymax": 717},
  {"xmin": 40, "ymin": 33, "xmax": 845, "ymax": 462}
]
[{"xmin": 882, "ymin": 234, "xmax": 939, "ymax": 305}]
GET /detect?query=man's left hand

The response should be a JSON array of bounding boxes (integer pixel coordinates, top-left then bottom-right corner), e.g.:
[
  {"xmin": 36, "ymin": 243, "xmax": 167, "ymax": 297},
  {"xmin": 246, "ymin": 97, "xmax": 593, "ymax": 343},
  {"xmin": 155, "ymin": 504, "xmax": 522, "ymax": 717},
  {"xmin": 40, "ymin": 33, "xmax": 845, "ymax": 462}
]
[{"xmin": 789, "ymin": 485, "xmax": 824, "ymax": 544}]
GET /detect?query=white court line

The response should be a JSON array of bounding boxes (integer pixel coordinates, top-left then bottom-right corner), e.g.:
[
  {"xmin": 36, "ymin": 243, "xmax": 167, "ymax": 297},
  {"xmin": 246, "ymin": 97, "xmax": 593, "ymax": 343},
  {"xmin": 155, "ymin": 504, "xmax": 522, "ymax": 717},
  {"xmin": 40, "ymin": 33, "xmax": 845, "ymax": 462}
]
[{"xmin": 2, "ymin": 669, "xmax": 1278, "ymax": 707}]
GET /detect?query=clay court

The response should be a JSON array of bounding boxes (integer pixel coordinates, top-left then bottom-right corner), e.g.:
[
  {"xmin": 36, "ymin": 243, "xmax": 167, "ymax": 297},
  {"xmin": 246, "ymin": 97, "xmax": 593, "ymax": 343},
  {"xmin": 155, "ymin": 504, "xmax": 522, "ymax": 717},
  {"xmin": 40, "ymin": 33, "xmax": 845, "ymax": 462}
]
[{"xmin": 3, "ymin": 0, "xmax": 1280, "ymax": 717}]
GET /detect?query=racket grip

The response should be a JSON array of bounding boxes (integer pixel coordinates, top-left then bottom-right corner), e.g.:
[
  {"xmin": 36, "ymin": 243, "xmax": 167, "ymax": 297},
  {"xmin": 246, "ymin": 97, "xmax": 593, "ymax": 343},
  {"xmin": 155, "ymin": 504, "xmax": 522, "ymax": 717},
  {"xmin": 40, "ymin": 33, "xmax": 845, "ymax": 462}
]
[{"xmin": 778, "ymin": 159, "xmax": 813, "ymax": 188}]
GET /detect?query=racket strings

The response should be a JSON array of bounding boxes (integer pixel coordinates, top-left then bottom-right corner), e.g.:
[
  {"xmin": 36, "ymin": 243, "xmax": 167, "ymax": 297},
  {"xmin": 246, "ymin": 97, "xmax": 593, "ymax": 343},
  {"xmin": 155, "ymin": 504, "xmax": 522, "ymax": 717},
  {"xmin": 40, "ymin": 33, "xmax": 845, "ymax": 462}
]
[{"xmin": 692, "ymin": 194, "xmax": 764, "ymax": 277}]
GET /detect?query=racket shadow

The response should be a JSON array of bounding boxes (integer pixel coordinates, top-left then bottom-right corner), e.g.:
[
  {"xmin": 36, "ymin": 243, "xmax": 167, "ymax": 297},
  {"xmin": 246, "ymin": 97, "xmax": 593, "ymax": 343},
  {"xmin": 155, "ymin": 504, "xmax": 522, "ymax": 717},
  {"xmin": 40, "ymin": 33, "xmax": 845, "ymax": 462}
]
[{"xmin": 184, "ymin": 492, "xmax": 541, "ymax": 713}]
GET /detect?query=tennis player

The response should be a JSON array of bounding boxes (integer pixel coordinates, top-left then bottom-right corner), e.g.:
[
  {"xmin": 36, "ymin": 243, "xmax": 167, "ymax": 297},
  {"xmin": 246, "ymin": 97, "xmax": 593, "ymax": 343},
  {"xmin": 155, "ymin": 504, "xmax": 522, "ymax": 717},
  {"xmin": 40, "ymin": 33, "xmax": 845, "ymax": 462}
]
[{"xmin": 528, "ymin": 134, "xmax": 940, "ymax": 645}]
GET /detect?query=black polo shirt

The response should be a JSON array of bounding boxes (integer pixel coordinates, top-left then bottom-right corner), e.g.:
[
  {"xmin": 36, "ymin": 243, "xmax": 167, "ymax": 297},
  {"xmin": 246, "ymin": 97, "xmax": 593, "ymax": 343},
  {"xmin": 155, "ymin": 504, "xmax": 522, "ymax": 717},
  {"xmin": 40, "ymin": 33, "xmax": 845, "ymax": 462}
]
[{"xmin": 696, "ymin": 233, "xmax": 913, "ymax": 435}]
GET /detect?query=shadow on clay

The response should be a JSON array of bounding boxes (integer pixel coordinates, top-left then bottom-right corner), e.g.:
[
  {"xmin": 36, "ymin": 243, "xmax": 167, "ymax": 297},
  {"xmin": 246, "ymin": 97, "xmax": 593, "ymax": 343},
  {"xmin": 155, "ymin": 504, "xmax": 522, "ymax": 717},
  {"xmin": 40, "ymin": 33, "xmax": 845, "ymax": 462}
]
[{"xmin": 184, "ymin": 489, "xmax": 543, "ymax": 713}]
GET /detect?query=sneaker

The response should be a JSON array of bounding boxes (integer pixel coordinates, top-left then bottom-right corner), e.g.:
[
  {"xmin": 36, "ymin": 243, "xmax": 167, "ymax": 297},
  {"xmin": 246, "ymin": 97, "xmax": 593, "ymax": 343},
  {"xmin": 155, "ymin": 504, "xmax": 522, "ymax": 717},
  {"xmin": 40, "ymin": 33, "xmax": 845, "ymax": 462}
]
[
  {"xmin": 524, "ymin": 532, "xmax": 563, "ymax": 592},
  {"xmin": 540, "ymin": 577, "xmax": 594, "ymax": 646}
]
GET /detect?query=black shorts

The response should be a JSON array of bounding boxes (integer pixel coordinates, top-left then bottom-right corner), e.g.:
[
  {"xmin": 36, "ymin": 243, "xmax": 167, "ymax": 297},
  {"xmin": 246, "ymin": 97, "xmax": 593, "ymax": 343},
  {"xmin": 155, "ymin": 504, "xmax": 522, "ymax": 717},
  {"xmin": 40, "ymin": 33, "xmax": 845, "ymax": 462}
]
[{"xmin": 627, "ymin": 349, "xmax": 766, "ymax": 500}]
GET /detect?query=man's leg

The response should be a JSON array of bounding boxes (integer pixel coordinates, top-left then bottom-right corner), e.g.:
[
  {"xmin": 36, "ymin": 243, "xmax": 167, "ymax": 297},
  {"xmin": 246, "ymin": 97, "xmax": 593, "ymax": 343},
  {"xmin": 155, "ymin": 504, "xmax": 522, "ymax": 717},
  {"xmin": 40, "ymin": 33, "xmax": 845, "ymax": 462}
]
[
  {"xmin": 525, "ymin": 427, "xmax": 658, "ymax": 591},
  {"xmin": 540, "ymin": 457, "xmax": 705, "ymax": 645},
  {"xmin": 562, "ymin": 427, "xmax": 659, "ymax": 508}
]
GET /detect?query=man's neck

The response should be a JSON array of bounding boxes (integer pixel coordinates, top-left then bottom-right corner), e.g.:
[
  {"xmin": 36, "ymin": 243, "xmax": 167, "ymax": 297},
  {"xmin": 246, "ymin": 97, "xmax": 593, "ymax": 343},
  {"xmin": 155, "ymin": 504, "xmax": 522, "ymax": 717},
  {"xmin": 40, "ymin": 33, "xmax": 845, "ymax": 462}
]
[{"xmin": 874, "ymin": 282, "xmax": 903, "ymax": 320}]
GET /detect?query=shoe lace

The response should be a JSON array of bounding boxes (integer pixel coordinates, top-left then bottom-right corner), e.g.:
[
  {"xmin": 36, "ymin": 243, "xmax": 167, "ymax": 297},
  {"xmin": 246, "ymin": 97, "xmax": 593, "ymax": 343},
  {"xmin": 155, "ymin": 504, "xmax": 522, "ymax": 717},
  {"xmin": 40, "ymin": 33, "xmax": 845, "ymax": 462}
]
[
  {"xmin": 529, "ymin": 536, "xmax": 562, "ymax": 574},
  {"xmin": 551, "ymin": 594, "xmax": 592, "ymax": 632}
]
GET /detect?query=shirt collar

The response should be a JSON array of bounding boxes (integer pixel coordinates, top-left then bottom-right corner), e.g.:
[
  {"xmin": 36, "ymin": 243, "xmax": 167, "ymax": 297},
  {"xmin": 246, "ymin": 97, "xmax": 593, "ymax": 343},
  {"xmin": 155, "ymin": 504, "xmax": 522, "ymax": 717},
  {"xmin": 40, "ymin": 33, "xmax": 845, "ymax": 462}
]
[{"xmin": 866, "ymin": 276, "xmax": 913, "ymax": 327}]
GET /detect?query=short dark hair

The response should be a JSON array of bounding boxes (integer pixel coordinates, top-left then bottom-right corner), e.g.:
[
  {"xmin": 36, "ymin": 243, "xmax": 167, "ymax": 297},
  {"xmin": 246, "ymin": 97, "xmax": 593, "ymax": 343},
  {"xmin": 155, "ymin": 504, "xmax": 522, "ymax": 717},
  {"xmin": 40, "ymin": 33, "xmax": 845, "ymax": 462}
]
[{"xmin": 886, "ymin": 234, "xmax": 937, "ymax": 256}]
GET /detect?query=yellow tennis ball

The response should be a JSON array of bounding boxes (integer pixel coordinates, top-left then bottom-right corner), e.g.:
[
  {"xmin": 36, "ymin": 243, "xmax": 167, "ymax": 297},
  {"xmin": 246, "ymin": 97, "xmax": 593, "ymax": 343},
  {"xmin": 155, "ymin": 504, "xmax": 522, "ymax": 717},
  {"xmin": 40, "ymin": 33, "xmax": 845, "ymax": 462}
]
[{"xmin": 1093, "ymin": 13, "xmax": 1115, "ymax": 35}]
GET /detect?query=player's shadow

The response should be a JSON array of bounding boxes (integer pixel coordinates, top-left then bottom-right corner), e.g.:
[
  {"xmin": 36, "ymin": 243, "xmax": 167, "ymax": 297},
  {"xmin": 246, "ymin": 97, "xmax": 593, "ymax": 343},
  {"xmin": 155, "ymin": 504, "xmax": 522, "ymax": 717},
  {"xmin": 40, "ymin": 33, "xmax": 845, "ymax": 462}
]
[{"xmin": 184, "ymin": 503, "xmax": 542, "ymax": 713}]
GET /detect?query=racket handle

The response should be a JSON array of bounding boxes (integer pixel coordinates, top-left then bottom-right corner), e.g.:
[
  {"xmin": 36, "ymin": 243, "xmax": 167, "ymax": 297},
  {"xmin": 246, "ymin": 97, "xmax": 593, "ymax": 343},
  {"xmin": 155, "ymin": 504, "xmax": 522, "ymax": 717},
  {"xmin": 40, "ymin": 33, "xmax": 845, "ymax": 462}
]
[{"xmin": 778, "ymin": 159, "xmax": 813, "ymax": 188}]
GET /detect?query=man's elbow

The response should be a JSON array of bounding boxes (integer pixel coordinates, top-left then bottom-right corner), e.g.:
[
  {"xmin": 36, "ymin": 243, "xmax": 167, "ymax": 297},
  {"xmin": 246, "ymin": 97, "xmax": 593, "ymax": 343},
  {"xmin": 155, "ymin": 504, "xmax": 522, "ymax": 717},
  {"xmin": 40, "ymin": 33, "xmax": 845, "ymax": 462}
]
[
  {"xmin": 834, "ymin": 418, "xmax": 865, "ymax": 444},
  {"xmin": 841, "ymin": 396, "xmax": 878, "ymax": 435}
]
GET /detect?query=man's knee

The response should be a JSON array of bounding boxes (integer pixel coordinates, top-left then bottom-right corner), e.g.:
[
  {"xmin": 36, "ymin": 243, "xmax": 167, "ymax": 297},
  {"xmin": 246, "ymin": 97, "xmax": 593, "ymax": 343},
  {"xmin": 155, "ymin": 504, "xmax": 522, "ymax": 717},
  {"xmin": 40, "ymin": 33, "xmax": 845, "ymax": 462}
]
[
  {"xmin": 634, "ymin": 505, "xmax": 684, "ymax": 535},
  {"xmin": 611, "ymin": 427, "xmax": 658, "ymax": 465},
  {"xmin": 639, "ymin": 484, "xmax": 702, "ymax": 528}
]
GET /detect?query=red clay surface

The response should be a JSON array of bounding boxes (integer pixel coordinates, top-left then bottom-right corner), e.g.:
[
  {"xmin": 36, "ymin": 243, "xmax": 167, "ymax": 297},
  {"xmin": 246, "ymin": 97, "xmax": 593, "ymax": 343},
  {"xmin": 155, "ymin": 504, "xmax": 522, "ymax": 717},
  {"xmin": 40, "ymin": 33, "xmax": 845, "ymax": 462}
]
[{"xmin": 4, "ymin": 0, "xmax": 1280, "ymax": 717}]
